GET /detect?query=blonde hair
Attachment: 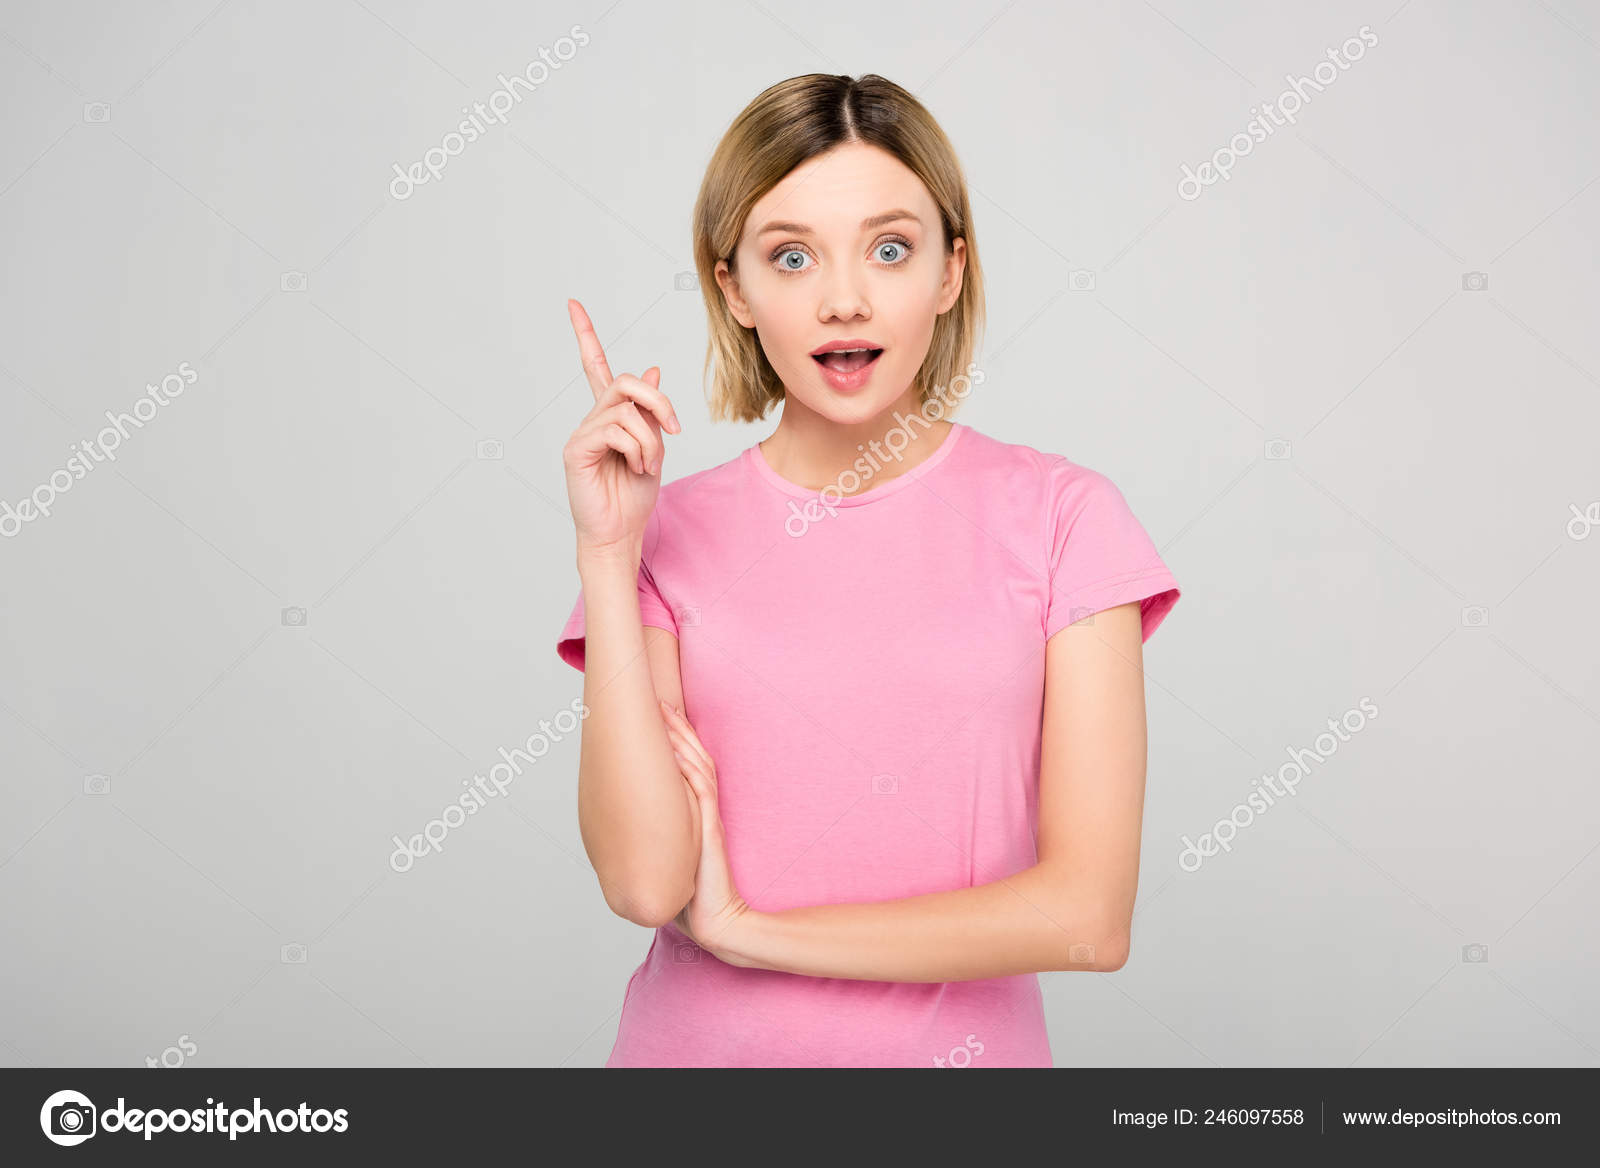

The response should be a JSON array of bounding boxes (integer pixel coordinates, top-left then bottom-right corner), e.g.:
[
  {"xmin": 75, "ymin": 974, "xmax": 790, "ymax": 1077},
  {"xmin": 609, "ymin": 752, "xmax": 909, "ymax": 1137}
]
[{"xmin": 691, "ymin": 74, "xmax": 985, "ymax": 424}]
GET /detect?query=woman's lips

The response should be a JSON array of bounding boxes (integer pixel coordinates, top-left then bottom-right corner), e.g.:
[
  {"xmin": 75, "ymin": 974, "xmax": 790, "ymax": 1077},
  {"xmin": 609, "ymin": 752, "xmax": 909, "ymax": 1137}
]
[{"xmin": 812, "ymin": 348, "xmax": 883, "ymax": 392}]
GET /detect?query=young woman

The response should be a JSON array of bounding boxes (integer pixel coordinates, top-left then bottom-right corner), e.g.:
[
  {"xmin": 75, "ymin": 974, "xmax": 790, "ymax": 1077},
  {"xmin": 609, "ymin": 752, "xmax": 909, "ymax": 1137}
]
[{"xmin": 557, "ymin": 73, "xmax": 1180, "ymax": 1068}]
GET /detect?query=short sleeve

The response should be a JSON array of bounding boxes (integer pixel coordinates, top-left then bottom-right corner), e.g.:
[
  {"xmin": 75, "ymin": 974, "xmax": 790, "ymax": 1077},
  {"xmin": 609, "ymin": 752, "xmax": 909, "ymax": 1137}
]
[
  {"xmin": 555, "ymin": 557, "xmax": 679, "ymax": 673},
  {"xmin": 1042, "ymin": 459, "xmax": 1181, "ymax": 644}
]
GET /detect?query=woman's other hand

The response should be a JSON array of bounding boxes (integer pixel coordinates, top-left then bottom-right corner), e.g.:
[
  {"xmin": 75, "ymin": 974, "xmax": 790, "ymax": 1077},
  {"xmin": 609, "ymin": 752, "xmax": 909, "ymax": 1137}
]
[{"xmin": 660, "ymin": 699, "xmax": 755, "ymax": 964}]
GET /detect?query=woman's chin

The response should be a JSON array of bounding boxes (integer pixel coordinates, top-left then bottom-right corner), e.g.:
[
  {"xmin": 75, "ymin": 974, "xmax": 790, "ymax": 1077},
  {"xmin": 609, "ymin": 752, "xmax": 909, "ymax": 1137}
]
[
  {"xmin": 790, "ymin": 390, "xmax": 894, "ymax": 424},
  {"xmin": 782, "ymin": 372, "xmax": 913, "ymax": 422}
]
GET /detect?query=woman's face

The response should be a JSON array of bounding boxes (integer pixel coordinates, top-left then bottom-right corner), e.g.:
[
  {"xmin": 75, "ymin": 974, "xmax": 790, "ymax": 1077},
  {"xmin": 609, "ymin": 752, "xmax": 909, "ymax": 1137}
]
[{"xmin": 715, "ymin": 141, "xmax": 966, "ymax": 424}]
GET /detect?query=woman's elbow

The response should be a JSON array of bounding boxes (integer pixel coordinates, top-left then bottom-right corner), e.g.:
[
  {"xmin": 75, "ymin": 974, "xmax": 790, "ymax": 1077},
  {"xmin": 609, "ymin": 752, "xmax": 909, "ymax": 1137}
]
[
  {"xmin": 1092, "ymin": 933, "xmax": 1131, "ymax": 972},
  {"xmin": 600, "ymin": 869, "xmax": 694, "ymax": 929},
  {"xmin": 1056, "ymin": 915, "xmax": 1131, "ymax": 973}
]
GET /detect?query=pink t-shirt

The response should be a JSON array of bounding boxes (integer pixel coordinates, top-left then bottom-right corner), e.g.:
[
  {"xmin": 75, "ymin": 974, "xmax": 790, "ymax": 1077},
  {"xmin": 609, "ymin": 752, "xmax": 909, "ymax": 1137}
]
[{"xmin": 556, "ymin": 421, "xmax": 1180, "ymax": 1067}]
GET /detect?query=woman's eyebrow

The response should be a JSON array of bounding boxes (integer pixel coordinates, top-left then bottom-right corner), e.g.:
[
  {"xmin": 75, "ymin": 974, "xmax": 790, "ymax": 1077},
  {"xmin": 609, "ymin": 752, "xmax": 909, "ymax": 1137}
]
[{"xmin": 755, "ymin": 209, "xmax": 922, "ymax": 236}]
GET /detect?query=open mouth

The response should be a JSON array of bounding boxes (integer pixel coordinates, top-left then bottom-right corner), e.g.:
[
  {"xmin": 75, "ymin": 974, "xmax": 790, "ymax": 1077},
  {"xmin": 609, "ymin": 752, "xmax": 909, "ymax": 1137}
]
[{"xmin": 811, "ymin": 348, "xmax": 883, "ymax": 373}]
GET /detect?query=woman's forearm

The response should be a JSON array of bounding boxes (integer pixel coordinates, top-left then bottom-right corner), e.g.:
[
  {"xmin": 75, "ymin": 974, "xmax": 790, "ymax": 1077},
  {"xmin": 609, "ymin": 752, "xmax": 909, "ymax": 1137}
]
[
  {"xmin": 715, "ymin": 862, "xmax": 1130, "ymax": 982},
  {"xmin": 574, "ymin": 546, "xmax": 698, "ymax": 927}
]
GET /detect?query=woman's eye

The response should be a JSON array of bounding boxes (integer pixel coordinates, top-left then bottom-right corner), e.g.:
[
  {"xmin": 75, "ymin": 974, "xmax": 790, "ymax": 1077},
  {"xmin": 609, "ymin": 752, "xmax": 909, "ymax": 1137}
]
[{"xmin": 772, "ymin": 239, "xmax": 913, "ymax": 274}]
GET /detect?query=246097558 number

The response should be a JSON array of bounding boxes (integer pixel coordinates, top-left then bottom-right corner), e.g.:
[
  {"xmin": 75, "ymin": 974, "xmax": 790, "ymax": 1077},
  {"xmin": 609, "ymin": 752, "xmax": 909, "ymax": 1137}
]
[{"xmin": 1204, "ymin": 1109, "xmax": 1305, "ymax": 1125}]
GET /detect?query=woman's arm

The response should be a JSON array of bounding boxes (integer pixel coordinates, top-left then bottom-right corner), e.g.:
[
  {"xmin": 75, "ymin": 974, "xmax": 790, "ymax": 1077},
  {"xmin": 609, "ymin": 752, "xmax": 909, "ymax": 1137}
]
[
  {"xmin": 559, "ymin": 300, "xmax": 699, "ymax": 931},
  {"xmin": 575, "ymin": 543, "xmax": 701, "ymax": 929},
  {"xmin": 714, "ymin": 601, "xmax": 1150, "ymax": 981}
]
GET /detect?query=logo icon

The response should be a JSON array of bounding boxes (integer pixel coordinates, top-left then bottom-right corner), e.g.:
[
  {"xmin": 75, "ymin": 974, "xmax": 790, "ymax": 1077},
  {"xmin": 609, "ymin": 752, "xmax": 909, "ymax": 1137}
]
[{"xmin": 40, "ymin": 1090, "xmax": 96, "ymax": 1146}]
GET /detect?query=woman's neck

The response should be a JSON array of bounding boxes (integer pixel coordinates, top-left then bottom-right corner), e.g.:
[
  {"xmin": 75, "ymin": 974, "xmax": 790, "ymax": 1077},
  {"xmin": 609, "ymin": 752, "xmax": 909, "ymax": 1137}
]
[{"xmin": 759, "ymin": 407, "xmax": 956, "ymax": 497}]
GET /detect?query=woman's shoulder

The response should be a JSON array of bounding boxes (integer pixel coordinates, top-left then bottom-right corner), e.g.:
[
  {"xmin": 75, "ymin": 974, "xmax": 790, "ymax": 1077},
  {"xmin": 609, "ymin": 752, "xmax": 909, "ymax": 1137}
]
[
  {"xmin": 950, "ymin": 423, "xmax": 1115, "ymax": 495},
  {"xmin": 636, "ymin": 445, "xmax": 753, "ymax": 558}
]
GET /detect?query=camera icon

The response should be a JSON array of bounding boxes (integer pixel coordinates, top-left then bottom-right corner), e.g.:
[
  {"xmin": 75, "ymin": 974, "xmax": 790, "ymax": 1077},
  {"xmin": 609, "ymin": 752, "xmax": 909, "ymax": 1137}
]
[
  {"xmin": 674, "ymin": 271, "xmax": 699, "ymax": 291},
  {"xmin": 1461, "ymin": 271, "xmax": 1488, "ymax": 292},
  {"xmin": 1066, "ymin": 606, "xmax": 1096, "ymax": 626},
  {"xmin": 1461, "ymin": 943, "xmax": 1489, "ymax": 963},
  {"xmin": 49, "ymin": 1099, "xmax": 96, "ymax": 1141},
  {"xmin": 83, "ymin": 773, "xmax": 111, "ymax": 795},
  {"xmin": 675, "ymin": 605, "xmax": 700, "ymax": 627},
  {"xmin": 280, "ymin": 943, "xmax": 307, "ymax": 964},
  {"xmin": 83, "ymin": 102, "xmax": 111, "ymax": 123},
  {"xmin": 1068, "ymin": 269, "xmax": 1096, "ymax": 292},
  {"xmin": 1264, "ymin": 439, "xmax": 1292, "ymax": 460},
  {"xmin": 281, "ymin": 606, "xmax": 307, "ymax": 627},
  {"xmin": 475, "ymin": 439, "xmax": 504, "ymax": 460},
  {"xmin": 1460, "ymin": 606, "xmax": 1489, "ymax": 628},
  {"xmin": 280, "ymin": 271, "xmax": 308, "ymax": 292},
  {"xmin": 673, "ymin": 941, "xmax": 701, "ymax": 963},
  {"xmin": 871, "ymin": 773, "xmax": 899, "ymax": 795},
  {"xmin": 1068, "ymin": 942, "xmax": 1096, "ymax": 964}
]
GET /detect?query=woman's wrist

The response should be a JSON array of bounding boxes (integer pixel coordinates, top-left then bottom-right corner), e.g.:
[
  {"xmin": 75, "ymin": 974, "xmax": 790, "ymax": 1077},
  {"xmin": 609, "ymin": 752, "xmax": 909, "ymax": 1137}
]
[
  {"xmin": 576, "ymin": 536, "xmax": 643, "ymax": 576},
  {"xmin": 709, "ymin": 907, "xmax": 772, "ymax": 970}
]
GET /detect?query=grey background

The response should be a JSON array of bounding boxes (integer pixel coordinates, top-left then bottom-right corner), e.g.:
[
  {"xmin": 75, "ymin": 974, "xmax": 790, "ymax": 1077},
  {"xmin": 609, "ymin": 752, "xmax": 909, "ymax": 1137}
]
[{"xmin": 1, "ymin": 0, "xmax": 1596, "ymax": 1068}]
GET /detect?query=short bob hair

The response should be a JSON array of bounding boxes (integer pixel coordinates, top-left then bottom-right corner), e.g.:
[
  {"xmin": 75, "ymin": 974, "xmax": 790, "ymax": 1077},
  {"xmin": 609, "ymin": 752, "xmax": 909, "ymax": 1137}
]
[{"xmin": 692, "ymin": 73, "xmax": 984, "ymax": 424}]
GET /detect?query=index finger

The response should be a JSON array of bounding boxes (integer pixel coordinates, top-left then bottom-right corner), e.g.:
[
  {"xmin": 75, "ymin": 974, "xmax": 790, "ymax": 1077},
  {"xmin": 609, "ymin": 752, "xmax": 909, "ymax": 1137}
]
[{"xmin": 567, "ymin": 298, "xmax": 614, "ymax": 402}]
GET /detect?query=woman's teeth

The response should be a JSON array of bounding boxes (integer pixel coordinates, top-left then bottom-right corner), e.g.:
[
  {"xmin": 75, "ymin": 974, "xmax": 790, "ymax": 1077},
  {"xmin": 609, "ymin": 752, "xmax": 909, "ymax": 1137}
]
[{"xmin": 815, "ymin": 349, "xmax": 881, "ymax": 372}]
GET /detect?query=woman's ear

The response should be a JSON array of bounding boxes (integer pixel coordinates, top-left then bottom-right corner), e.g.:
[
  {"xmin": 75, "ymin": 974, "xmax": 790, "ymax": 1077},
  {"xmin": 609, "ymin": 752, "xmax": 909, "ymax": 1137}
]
[
  {"xmin": 715, "ymin": 258, "xmax": 756, "ymax": 329},
  {"xmin": 937, "ymin": 237, "xmax": 967, "ymax": 314}
]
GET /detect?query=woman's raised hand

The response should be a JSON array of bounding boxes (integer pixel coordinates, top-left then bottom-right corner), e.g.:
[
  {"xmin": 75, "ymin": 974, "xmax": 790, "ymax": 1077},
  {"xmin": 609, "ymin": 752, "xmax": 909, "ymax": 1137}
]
[{"xmin": 560, "ymin": 299, "xmax": 681, "ymax": 559}]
